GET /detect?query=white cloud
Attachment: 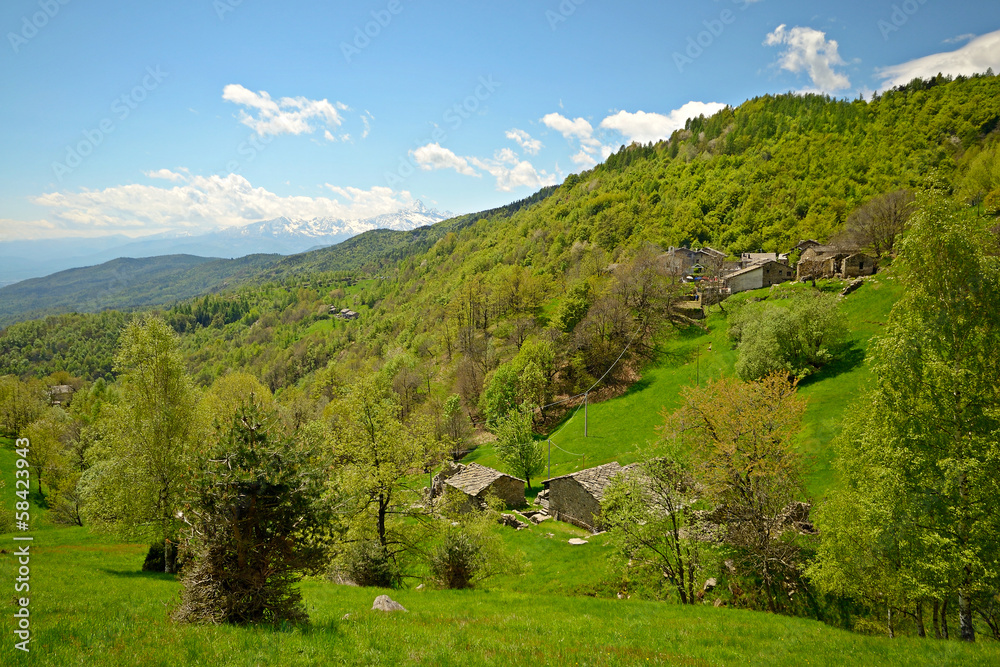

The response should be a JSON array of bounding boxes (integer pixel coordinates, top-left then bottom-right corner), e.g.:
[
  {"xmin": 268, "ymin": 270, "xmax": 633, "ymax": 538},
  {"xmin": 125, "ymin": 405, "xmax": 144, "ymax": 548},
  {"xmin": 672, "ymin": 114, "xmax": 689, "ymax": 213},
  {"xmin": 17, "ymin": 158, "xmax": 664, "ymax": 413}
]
[
  {"xmin": 0, "ymin": 218, "xmax": 69, "ymax": 241},
  {"xmin": 28, "ymin": 172, "xmax": 420, "ymax": 237},
  {"xmin": 571, "ymin": 150, "xmax": 597, "ymax": 169},
  {"xmin": 324, "ymin": 130, "xmax": 336, "ymax": 142},
  {"xmin": 411, "ymin": 143, "xmax": 479, "ymax": 176},
  {"xmin": 469, "ymin": 150, "xmax": 558, "ymax": 192},
  {"xmin": 222, "ymin": 84, "xmax": 345, "ymax": 137},
  {"xmin": 506, "ymin": 128, "xmax": 543, "ymax": 155},
  {"xmin": 765, "ymin": 24, "xmax": 851, "ymax": 93},
  {"xmin": 541, "ymin": 113, "xmax": 602, "ymax": 150},
  {"xmin": 599, "ymin": 103, "xmax": 728, "ymax": 144},
  {"xmin": 944, "ymin": 33, "xmax": 976, "ymax": 45},
  {"xmin": 877, "ymin": 30, "xmax": 1000, "ymax": 90},
  {"xmin": 144, "ymin": 168, "xmax": 187, "ymax": 182}
]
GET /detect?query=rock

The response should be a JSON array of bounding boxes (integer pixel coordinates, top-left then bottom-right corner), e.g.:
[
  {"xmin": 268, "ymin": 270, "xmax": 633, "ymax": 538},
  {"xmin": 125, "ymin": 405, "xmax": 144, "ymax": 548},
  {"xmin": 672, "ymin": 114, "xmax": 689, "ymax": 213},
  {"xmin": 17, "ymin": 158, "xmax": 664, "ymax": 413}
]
[
  {"xmin": 703, "ymin": 577, "xmax": 717, "ymax": 593},
  {"xmin": 713, "ymin": 598, "xmax": 725, "ymax": 608},
  {"xmin": 841, "ymin": 277, "xmax": 865, "ymax": 297},
  {"xmin": 372, "ymin": 595, "xmax": 407, "ymax": 612},
  {"xmin": 341, "ymin": 613, "xmax": 351, "ymax": 620},
  {"xmin": 530, "ymin": 514, "xmax": 551, "ymax": 524},
  {"xmin": 415, "ymin": 584, "xmax": 424, "ymax": 590},
  {"xmin": 568, "ymin": 538, "xmax": 588, "ymax": 545},
  {"xmin": 499, "ymin": 513, "xmax": 529, "ymax": 530}
]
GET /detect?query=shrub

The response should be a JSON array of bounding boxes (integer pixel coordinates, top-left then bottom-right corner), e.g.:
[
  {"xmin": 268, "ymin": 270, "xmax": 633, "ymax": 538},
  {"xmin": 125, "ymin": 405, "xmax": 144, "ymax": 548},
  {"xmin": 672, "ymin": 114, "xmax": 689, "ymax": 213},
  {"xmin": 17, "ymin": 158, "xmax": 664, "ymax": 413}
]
[
  {"xmin": 340, "ymin": 540, "xmax": 401, "ymax": 589},
  {"xmin": 729, "ymin": 291, "xmax": 846, "ymax": 380},
  {"xmin": 429, "ymin": 530, "xmax": 484, "ymax": 590}
]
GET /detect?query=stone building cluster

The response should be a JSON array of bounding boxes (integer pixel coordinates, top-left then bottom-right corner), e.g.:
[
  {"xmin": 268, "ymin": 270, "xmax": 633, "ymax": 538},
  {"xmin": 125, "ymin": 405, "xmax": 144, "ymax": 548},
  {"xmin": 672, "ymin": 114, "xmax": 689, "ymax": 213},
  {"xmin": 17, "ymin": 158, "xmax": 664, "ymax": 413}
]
[{"xmin": 331, "ymin": 307, "xmax": 359, "ymax": 320}]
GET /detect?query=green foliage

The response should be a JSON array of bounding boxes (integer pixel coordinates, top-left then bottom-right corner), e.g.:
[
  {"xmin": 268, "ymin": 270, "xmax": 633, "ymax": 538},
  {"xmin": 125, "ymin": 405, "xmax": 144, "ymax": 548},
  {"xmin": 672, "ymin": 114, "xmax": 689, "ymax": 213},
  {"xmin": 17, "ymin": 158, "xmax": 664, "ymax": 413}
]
[
  {"xmin": 602, "ymin": 457, "xmax": 702, "ymax": 604},
  {"xmin": 552, "ymin": 282, "xmax": 591, "ymax": 333},
  {"xmin": 729, "ymin": 290, "xmax": 846, "ymax": 380},
  {"xmin": 478, "ymin": 363, "xmax": 520, "ymax": 427},
  {"xmin": 809, "ymin": 193, "xmax": 1000, "ymax": 640},
  {"xmin": 338, "ymin": 539, "xmax": 401, "ymax": 588},
  {"xmin": 174, "ymin": 398, "xmax": 328, "ymax": 625},
  {"xmin": 80, "ymin": 315, "xmax": 198, "ymax": 553},
  {"xmin": 429, "ymin": 530, "xmax": 484, "ymax": 590},
  {"xmin": 329, "ymin": 374, "xmax": 442, "ymax": 552},
  {"xmin": 492, "ymin": 409, "xmax": 543, "ymax": 490},
  {"xmin": 669, "ymin": 374, "xmax": 812, "ymax": 615}
]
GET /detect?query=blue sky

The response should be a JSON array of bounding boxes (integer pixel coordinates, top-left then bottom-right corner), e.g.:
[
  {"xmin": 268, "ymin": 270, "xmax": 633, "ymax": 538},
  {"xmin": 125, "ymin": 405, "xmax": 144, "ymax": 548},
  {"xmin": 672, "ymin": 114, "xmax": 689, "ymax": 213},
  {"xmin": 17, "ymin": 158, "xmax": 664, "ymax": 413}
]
[{"xmin": 1, "ymin": 0, "xmax": 998, "ymax": 239}]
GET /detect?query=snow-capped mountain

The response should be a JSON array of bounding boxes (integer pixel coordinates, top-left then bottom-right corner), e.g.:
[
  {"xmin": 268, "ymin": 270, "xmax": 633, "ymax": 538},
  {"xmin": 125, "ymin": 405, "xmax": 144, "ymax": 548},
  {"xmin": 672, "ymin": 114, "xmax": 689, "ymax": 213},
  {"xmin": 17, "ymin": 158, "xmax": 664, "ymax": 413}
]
[{"xmin": 0, "ymin": 203, "xmax": 452, "ymax": 285}]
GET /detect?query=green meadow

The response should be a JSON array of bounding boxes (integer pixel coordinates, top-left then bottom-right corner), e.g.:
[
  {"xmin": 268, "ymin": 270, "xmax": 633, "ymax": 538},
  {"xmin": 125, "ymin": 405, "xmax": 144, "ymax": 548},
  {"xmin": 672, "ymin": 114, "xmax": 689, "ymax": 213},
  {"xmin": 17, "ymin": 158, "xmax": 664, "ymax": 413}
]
[{"xmin": 469, "ymin": 275, "xmax": 901, "ymax": 500}]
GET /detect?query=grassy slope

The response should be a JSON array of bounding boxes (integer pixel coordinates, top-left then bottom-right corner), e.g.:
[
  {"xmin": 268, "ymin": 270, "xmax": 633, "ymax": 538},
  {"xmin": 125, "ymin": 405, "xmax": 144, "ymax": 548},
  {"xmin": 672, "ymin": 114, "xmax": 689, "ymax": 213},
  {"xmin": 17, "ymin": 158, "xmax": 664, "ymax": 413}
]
[
  {"xmin": 2, "ymin": 344, "xmax": 999, "ymax": 667},
  {"xmin": 0, "ymin": 525, "xmax": 996, "ymax": 666},
  {"xmin": 467, "ymin": 275, "xmax": 900, "ymax": 501}
]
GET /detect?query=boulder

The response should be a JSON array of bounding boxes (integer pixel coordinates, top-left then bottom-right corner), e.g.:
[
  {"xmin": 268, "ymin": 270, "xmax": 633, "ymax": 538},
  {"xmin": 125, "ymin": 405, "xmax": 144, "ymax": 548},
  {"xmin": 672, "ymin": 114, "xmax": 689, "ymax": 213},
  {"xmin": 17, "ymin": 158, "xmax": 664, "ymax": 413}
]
[
  {"xmin": 530, "ymin": 514, "xmax": 551, "ymax": 524},
  {"xmin": 703, "ymin": 577, "xmax": 717, "ymax": 593},
  {"xmin": 841, "ymin": 277, "xmax": 864, "ymax": 297},
  {"xmin": 499, "ymin": 513, "xmax": 528, "ymax": 530},
  {"xmin": 713, "ymin": 598, "xmax": 725, "ymax": 608},
  {"xmin": 568, "ymin": 538, "xmax": 588, "ymax": 545},
  {"xmin": 372, "ymin": 595, "xmax": 407, "ymax": 612}
]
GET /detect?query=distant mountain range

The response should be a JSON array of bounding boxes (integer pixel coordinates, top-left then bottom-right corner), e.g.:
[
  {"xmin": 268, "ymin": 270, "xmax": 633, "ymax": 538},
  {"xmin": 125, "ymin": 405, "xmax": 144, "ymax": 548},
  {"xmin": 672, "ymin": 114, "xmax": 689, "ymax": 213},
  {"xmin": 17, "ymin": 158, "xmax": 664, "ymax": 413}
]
[{"xmin": 0, "ymin": 202, "xmax": 450, "ymax": 286}]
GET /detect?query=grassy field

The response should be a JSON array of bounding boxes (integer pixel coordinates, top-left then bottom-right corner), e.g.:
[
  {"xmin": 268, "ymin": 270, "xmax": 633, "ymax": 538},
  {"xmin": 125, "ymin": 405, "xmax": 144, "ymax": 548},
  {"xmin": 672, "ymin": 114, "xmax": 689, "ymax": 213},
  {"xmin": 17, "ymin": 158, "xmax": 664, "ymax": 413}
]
[
  {"xmin": 1, "ymin": 522, "xmax": 997, "ymax": 666},
  {"xmin": 468, "ymin": 275, "xmax": 900, "ymax": 500}
]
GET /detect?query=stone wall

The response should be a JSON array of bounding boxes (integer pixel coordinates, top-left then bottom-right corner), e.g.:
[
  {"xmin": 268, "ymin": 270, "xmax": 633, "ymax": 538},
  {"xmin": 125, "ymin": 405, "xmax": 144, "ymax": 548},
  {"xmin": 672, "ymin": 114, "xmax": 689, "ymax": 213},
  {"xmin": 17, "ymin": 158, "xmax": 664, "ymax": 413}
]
[
  {"xmin": 548, "ymin": 478, "xmax": 603, "ymax": 531},
  {"xmin": 842, "ymin": 253, "xmax": 876, "ymax": 278},
  {"xmin": 477, "ymin": 476, "xmax": 526, "ymax": 509},
  {"xmin": 761, "ymin": 261, "xmax": 795, "ymax": 287}
]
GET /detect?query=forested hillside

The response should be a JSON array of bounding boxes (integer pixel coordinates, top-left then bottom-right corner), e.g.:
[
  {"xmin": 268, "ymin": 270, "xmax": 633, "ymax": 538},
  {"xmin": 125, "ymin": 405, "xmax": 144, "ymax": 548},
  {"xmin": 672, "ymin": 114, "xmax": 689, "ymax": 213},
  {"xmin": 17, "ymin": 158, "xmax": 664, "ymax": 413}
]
[{"xmin": 3, "ymin": 73, "xmax": 999, "ymax": 390}]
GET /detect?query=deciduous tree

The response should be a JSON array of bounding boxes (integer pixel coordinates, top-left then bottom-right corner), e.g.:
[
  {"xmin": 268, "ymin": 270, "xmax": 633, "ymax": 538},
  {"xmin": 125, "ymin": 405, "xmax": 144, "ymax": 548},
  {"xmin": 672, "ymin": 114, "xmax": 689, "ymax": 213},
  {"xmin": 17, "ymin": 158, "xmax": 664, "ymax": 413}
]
[{"xmin": 810, "ymin": 194, "xmax": 1000, "ymax": 642}]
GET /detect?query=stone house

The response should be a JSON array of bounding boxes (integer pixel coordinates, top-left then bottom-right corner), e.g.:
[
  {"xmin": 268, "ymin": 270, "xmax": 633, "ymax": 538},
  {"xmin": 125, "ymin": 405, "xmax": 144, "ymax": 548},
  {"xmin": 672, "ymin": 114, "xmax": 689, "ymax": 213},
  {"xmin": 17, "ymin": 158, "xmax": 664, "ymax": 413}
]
[
  {"xmin": 47, "ymin": 384, "xmax": 75, "ymax": 406},
  {"xmin": 332, "ymin": 307, "xmax": 359, "ymax": 320},
  {"xmin": 740, "ymin": 252, "xmax": 790, "ymax": 269},
  {"xmin": 796, "ymin": 246, "xmax": 876, "ymax": 280},
  {"xmin": 725, "ymin": 260, "xmax": 795, "ymax": 294},
  {"xmin": 663, "ymin": 246, "xmax": 727, "ymax": 275},
  {"xmin": 544, "ymin": 462, "xmax": 635, "ymax": 531},
  {"xmin": 432, "ymin": 462, "xmax": 526, "ymax": 510}
]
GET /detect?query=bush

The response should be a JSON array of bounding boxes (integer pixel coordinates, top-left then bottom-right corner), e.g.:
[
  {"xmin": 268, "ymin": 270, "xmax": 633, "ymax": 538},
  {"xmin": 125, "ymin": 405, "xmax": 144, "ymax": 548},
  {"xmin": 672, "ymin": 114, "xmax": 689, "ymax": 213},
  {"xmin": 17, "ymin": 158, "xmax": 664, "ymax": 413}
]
[
  {"xmin": 729, "ymin": 291, "xmax": 846, "ymax": 380},
  {"xmin": 340, "ymin": 540, "xmax": 401, "ymax": 589},
  {"xmin": 429, "ymin": 530, "xmax": 484, "ymax": 590}
]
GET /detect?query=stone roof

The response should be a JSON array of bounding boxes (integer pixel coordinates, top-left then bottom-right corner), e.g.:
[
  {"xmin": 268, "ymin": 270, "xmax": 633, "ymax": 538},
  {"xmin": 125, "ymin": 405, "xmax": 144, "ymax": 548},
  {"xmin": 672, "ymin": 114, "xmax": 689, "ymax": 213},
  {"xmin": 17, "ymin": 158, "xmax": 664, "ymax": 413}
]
[
  {"xmin": 543, "ymin": 462, "xmax": 634, "ymax": 501},
  {"xmin": 804, "ymin": 245, "xmax": 843, "ymax": 257},
  {"xmin": 444, "ymin": 463, "xmax": 523, "ymax": 497}
]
